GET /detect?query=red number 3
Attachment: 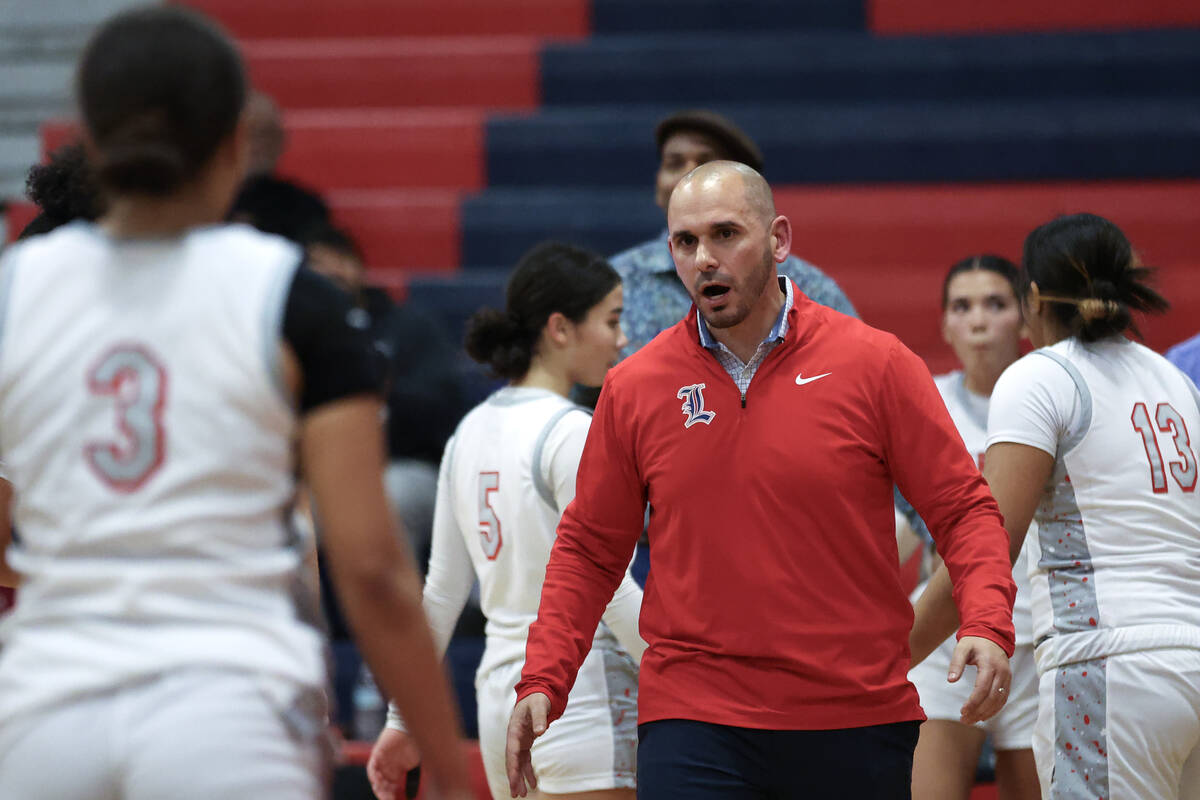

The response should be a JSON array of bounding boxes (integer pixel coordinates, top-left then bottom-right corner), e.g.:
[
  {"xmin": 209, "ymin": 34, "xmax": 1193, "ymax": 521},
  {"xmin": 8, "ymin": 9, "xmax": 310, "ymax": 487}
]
[
  {"xmin": 1131, "ymin": 401, "xmax": 1197, "ymax": 494},
  {"xmin": 478, "ymin": 471, "xmax": 502, "ymax": 559},
  {"xmin": 84, "ymin": 344, "xmax": 168, "ymax": 492}
]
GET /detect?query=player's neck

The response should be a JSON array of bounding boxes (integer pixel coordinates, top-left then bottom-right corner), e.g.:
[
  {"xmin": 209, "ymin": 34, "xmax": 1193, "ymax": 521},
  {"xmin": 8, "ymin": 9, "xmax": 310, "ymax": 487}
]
[
  {"xmin": 101, "ymin": 187, "xmax": 225, "ymax": 239},
  {"xmin": 515, "ymin": 360, "xmax": 571, "ymax": 399},
  {"xmin": 962, "ymin": 355, "xmax": 1013, "ymax": 398}
]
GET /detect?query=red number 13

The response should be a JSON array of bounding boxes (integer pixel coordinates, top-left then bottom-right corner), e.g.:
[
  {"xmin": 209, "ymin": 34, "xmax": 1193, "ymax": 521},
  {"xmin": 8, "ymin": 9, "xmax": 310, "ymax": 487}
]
[{"xmin": 1131, "ymin": 402, "xmax": 1197, "ymax": 493}]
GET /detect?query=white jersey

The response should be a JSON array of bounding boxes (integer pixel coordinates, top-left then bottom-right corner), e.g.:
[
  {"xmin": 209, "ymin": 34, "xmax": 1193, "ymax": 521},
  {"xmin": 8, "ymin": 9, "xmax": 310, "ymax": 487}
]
[
  {"xmin": 421, "ymin": 386, "xmax": 645, "ymax": 678},
  {"xmin": 0, "ymin": 222, "xmax": 324, "ymax": 721},
  {"xmin": 933, "ymin": 371, "xmax": 1035, "ymax": 646},
  {"xmin": 988, "ymin": 338, "xmax": 1200, "ymax": 671}
]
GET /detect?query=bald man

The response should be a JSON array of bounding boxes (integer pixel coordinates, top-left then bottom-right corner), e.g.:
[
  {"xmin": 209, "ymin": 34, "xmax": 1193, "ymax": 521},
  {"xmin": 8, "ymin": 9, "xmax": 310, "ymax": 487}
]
[{"xmin": 506, "ymin": 162, "xmax": 1017, "ymax": 800}]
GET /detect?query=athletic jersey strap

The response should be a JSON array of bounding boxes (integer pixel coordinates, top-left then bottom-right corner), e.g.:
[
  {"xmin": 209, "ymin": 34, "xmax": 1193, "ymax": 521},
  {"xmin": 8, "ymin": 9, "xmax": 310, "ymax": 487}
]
[{"xmin": 532, "ymin": 406, "xmax": 591, "ymax": 512}]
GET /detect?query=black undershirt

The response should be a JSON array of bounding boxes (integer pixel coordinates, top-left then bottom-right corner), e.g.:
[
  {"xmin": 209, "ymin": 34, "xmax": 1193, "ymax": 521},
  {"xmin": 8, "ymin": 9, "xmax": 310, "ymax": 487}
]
[{"xmin": 281, "ymin": 266, "xmax": 383, "ymax": 413}]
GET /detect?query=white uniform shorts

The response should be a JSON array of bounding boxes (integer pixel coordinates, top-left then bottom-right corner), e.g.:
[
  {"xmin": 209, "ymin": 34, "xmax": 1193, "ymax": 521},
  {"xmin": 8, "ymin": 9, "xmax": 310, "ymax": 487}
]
[
  {"xmin": 477, "ymin": 646, "xmax": 638, "ymax": 798},
  {"xmin": 0, "ymin": 668, "xmax": 329, "ymax": 800},
  {"xmin": 908, "ymin": 638, "xmax": 1037, "ymax": 750},
  {"xmin": 1033, "ymin": 647, "xmax": 1200, "ymax": 800}
]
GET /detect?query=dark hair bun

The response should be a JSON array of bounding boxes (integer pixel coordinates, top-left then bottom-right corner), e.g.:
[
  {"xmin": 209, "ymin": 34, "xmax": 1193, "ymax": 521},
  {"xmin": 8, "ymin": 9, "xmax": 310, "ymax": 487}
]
[
  {"xmin": 1022, "ymin": 213, "xmax": 1168, "ymax": 343},
  {"xmin": 463, "ymin": 241, "xmax": 620, "ymax": 382},
  {"xmin": 94, "ymin": 114, "xmax": 189, "ymax": 195},
  {"xmin": 77, "ymin": 7, "xmax": 245, "ymax": 198},
  {"xmin": 464, "ymin": 308, "xmax": 534, "ymax": 380}
]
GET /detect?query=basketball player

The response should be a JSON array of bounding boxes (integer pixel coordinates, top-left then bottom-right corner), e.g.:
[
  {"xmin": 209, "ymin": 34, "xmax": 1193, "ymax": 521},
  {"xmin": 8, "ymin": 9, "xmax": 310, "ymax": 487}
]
[
  {"xmin": 368, "ymin": 242, "xmax": 645, "ymax": 800},
  {"xmin": 0, "ymin": 8, "xmax": 471, "ymax": 798},
  {"xmin": 912, "ymin": 213, "xmax": 1200, "ymax": 799},
  {"xmin": 907, "ymin": 256, "xmax": 1040, "ymax": 800}
]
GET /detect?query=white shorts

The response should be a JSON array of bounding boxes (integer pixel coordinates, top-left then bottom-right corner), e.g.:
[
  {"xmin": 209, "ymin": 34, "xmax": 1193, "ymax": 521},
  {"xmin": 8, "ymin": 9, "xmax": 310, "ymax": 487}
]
[
  {"xmin": 0, "ymin": 668, "xmax": 329, "ymax": 800},
  {"xmin": 908, "ymin": 638, "xmax": 1037, "ymax": 750},
  {"xmin": 1033, "ymin": 647, "xmax": 1200, "ymax": 800},
  {"xmin": 477, "ymin": 647, "xmax": 638, "ymax": 798}
]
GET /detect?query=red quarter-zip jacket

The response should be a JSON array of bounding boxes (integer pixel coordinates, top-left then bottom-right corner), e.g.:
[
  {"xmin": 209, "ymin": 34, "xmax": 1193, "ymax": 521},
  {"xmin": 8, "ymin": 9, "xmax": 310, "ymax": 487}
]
[{"xmin": 517, "ymin": 284, "xmax": 1015, "ymax": 730}]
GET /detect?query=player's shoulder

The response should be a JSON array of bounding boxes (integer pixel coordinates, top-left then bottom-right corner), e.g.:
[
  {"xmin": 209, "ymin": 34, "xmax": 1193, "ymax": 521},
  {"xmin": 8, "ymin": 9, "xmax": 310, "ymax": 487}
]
[
  {"xmin": 995, "ymin": 347, "xmax": 1076, "ymax": 403},
  {"xmin": 1, "ymin": 220, "xmax": 101, "ymax": 265},
  {"xmin": 190, "ymin": 223, "xmax": 301, "ymax": 271},
  {"xmin": 932, "ymin": 370, "xmax": 963, "ymax": 397}
]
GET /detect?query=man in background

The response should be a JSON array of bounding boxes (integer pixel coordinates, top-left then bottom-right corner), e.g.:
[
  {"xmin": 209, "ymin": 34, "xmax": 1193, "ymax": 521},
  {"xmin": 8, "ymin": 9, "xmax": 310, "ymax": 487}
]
[{"xmin": 228, "ymin": 91, "xmax": 330, "ymax": 243}]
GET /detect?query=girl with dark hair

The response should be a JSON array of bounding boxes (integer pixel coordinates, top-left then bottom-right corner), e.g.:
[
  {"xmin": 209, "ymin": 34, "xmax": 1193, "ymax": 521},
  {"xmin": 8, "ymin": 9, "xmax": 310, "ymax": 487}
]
[
  {"xmin": 369, "ymin": 242, "xmax": 645, "ymax": 800},
  {"xmin": 907, "ymin": 256, "xmax": 1040, "ymax": 800},
  {"xmin": 911, "ymin": 214, "xmax": 1200, "ymax": 799},
  {"xmin": 0, "ymin": 7, "xmax": 470, "ymax": 799}
]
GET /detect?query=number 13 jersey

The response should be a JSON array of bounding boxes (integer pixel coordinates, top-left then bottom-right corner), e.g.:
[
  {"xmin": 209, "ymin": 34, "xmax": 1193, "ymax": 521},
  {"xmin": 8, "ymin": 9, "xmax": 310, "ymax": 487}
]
[
  {"xmin": 987, "ymin": 337, "xmax": 1200, "ymax": 670},
  {"xmin": 0, "ymin": 222, "xmax": 325, "ymax": 722}
]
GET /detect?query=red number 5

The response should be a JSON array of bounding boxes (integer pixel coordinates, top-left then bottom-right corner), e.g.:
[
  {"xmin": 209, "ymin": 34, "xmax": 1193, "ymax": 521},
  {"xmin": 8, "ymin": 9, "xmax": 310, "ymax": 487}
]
[
  {"xmin": 478, "ymin": 471, "xmax": 502, "ymax": 559},
  {"xmin": 1131, "ymin": 401, "xmax": 1197, "ymax": 494}
]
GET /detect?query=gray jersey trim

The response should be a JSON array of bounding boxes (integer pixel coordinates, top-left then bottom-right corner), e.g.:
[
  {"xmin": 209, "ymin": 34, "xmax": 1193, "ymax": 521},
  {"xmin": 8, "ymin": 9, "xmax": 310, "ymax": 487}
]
[
  {"xmin": 600, "ymin": 646, "xmax": 639, "ymax": 785},
  {"xmin": 951, "ymin": 371, "xmax": 989, "ymax": 433},
  {"xmin": 0, "ymin": 248, "xmax": 21, "ymax": 374},
  {"xmin": 532, "ymin": 405, "xmax": 590, "ymax": 512},
  {"xmin": 263, "ymin": 254, "xmax": 303, "ymax": 406},
  {"xmin": 1052, "ymin": 658, "xmax": 1110, "ymax": 798},
  {"xmin": 487, "ymin": 387, "xmax": 557, "ymax": 407},
  {"xmin": 1032, "ymin": 349, "xmax": 1093, "ymax": 457}
]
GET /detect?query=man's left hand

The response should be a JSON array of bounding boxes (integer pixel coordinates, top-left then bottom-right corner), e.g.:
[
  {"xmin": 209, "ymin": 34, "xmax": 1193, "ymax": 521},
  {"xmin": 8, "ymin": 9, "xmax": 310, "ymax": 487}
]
[{"xmin": 947, "ymin": 635, "xmax": 1011, "ymax": 725}]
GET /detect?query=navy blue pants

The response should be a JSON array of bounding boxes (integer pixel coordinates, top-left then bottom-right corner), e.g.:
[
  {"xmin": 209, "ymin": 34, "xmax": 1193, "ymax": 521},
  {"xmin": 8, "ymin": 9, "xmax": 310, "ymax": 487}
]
[{"xmin": 637, "ymin": 719, "xmax": 920, "ymax": 799}]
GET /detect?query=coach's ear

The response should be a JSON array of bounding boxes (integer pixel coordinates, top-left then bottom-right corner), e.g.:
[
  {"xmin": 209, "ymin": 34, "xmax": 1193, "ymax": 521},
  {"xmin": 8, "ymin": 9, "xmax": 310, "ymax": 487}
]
[{"xmin": 769, "ymin": 215, "xmax": 792, "ymax": 264}]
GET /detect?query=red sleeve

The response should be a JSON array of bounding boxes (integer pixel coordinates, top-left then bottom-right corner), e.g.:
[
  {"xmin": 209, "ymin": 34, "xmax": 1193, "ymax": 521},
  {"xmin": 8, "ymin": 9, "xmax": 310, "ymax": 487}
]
[
  {"xmin": 514, "ymin": 376, "xmax": 647, "ymax": 722},
  {"xmin": 879, "ymin": 341, "xmax": 1017, "ymax": 655}
]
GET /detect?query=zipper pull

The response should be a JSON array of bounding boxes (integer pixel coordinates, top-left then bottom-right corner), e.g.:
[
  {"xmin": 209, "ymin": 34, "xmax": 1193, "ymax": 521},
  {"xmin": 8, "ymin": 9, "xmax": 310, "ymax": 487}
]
[{"xmin": 741, "ymin": 391, "xmax": 746, "ymax": 409}]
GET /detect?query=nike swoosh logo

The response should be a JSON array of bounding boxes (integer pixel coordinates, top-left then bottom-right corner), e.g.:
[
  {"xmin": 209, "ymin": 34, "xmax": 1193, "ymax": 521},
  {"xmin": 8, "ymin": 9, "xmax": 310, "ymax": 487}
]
[{"xmin": 795, "ymin": 372, "xmax": 832, "ymax": 386}]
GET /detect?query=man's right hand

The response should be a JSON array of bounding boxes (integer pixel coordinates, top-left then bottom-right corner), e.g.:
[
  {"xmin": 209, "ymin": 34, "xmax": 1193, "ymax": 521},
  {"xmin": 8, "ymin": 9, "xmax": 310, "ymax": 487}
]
[{"xmin": 505, "ymin": 692, "xmax": 551, "ymax": 798}]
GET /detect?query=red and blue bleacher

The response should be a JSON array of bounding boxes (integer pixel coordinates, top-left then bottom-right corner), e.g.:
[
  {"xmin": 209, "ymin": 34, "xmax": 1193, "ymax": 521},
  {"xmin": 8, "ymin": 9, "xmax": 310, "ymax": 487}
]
[
  {"xmin": 172, "ymin": 0, "xmax": 1200, "ymax": 378},
  {"xmin": 7, "ymin": 2, "xmax": 1200, "ymax": 795}
]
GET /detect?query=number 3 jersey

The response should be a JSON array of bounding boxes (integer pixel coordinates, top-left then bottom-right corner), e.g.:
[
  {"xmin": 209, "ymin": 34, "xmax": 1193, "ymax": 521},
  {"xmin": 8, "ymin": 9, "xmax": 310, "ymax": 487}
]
[
  {"xmin": 987, "ymin": 337, "xmax": 1200, "ymax": 670},
  {"xmin": 424, "ymin": 387, "xmax": 644, "ymax": 679},
  {"xmin": 0, "ymin": 222, "xmax": 326, "ymax": 721}
]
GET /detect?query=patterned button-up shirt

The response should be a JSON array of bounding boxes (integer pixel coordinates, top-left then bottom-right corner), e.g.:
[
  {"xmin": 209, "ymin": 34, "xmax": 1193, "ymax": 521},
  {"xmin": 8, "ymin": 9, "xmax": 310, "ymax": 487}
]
[
  {"xmin": 609, "ymin": 229, "xmax": 857, "ymax": 360},
  {"xmin": 698, "ymin": 277, "xmax": 792, "ymax": 397}
]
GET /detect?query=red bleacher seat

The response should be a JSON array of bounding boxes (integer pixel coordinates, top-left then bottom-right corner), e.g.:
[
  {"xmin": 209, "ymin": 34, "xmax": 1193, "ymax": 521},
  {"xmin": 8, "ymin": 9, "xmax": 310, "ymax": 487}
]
[
  {"xmin": 4, "ymin": 201, "xmax": 39, "ymax": 242},
  {"xmin": 774, "ymin": 180, "xmax": 1200, "ymax": 371},
  {"xmin": 278, "ymin": 109, "xmax": 484, "ymax": 192},
  {"xmin": 869, "ymin": 0, "xmax": 1200, "ymax": 34},
  {"xmin": 243, "ymin": 37, "xmax": 540, "ymax": 111},
  {"xmin": 327, "ymin": 189, "xmax": 460, "ymax": 272},
  {"xmin": 180, "ymin": 0, "xmax": 588, "ymax": 39}
]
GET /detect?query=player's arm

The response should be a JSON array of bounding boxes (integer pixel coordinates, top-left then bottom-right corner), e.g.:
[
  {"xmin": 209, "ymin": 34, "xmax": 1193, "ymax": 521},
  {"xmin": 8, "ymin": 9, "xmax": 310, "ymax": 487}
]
[
  {"xmin": 0, "ymin": 478, "xmax": 18, "ymax": 587},
  {"xmin": 910, "ymin": 441, "xmax": 1051, "ymax": 720},
  {"xmin": 371, "ymin": 436, "xmax": 476, "ymax": 800},
  {"xmin": 912, "ymin": 361, "xmax": 1057, "ymax": 657},
  {"xmin": 282, "ymin": 267, "xmax": 470, "ymax": 800}
]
